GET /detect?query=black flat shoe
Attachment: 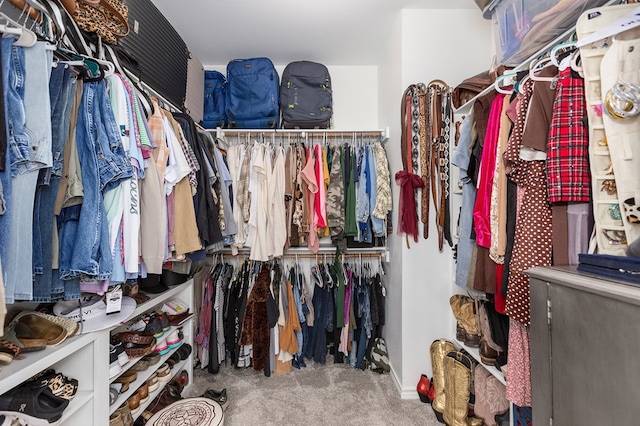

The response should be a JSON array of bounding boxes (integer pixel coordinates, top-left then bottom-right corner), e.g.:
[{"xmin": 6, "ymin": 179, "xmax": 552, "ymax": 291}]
[{"xmin": 202, "ymin": 388, "xmax": 228, "ymax": 410}]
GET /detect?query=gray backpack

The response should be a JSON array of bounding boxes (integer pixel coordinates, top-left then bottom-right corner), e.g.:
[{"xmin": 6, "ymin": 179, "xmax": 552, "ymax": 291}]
[{"xmin": 279, "ymin": 61, "xmax": 332, "ymax": 129}]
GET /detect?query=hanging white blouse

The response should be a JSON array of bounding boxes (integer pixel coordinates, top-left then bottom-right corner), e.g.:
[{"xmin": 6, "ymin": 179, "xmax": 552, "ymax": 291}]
[
  {"xmin": 269, "ymin": 146, "xmax": 286, "ymax": 257},
  {"xmin": 250, "ymin": 144, "xmax": 270, "ymax": 261},
  {"xmin": 162, "ymin": 116, "xmax": 191, "ymax": 196},
  {"xmin": 228, "ymin": 144, "xmax": 247, "ymax": 254},
  {"xmin": 245, "ymin": 143, "xmax": 259, "ymax": 249}
]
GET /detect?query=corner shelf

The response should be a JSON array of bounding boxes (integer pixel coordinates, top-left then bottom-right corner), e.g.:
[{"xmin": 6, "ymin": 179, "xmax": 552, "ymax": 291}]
[
  {"xmin": 0, "ymin": 332, "xmax": 99, "ymax": 395},
  {"xmin": 109, "ymin": 339, "xmax": 191, "ymax": 416}
]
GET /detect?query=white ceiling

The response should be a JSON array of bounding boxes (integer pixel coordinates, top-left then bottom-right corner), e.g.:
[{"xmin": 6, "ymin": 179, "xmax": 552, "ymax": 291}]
[{"xmin": 149, "ymin": 0, "xmax": 481, "ymax": 67}]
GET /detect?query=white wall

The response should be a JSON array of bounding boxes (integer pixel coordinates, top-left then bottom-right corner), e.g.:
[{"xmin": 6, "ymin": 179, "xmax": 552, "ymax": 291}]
[
  {"xmin": 395, "ymin": 8, "xmax": 493, "ymax": 398},
  {"xmin": 377, "ymin": 9, "xmax": 405, "ymax": 395},
  {"xmin": 203, "ymin": 64, "xmax": 379, "ymax": 130}
]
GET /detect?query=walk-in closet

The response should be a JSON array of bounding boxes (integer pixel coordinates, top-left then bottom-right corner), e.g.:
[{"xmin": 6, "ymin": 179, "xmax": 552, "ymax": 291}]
[{"xmin": 0, "ymin": 0, "xmax": 639, "ymax": 425}]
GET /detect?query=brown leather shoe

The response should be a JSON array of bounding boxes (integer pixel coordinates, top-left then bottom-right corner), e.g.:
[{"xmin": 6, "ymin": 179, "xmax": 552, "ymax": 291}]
[
  {"xmin": 127, "ymin": 391, "xmax": 141, "ymax": 415},
  {"xmin": 114, "ymin": 370, "xmax": 137, "ymax": 393},
  {"xmin": 138, "ymin": 382, "xmax": 149, "ymax": 404}
]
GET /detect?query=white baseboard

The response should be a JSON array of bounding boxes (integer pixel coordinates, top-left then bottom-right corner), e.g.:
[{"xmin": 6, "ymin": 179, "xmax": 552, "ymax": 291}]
[{"xmin": 390, "ymin": 365, "xmax": 420, "ymax": 400}]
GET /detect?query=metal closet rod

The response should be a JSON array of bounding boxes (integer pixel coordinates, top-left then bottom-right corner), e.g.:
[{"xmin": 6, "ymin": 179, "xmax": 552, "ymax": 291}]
[
  {"xmin": 220, "ymin": 252, "xmax": 384, "ymax": 259},
  {"xmin": 123, "ymin": 68, "xmax": 182, "ymax": 113},
  {"xmin": 213, "ymin": 127, "xmax": 388, "ymax": 139}
]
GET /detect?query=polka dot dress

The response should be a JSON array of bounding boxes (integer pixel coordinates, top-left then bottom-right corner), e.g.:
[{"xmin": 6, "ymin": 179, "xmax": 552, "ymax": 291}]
[{"xmin": 504, "ymin": 160, "xmax": 553, "ymax": 327}]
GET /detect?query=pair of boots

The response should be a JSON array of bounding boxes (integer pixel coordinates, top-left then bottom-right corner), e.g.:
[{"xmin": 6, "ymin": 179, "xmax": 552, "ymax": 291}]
[
  {"xmin": 430, "ymin": 339, "xmax": 483, "ymax": 426},
  {"xmin": 449, "ymin": 295, "xmax": 481, "ymax": 347}
]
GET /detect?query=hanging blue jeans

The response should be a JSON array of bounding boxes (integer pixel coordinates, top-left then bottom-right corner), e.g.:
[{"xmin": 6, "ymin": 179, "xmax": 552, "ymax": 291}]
[
  {"xmin": 59, "ymin": 80, "xmax": 132, "ymax": 280},
  {"xmin": 32, "ymin": 66, "xmax": 77, "ymax": 301},
  {"xmin": 1, "ymin": 40, "xmax": 53, "ymax": 302}
]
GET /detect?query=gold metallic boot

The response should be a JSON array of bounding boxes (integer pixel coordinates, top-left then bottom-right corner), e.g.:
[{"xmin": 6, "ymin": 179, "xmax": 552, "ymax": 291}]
[
  {"xmin": 449, "ymin": 295, "xmax": 466, "ymax": 342},
  {"xmin": 430, "ymin": 339, "xmax": 456, "ymax": 423},
  {"xmin": 443, "ymin": 350, "xmax": 484, "ymax": 426}
]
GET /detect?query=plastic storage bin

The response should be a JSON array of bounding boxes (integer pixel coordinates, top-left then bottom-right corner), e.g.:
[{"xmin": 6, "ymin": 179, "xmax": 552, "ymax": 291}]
[{"xmin": 487, "ymin": 0, "xmax": 614, "ymax": 66}]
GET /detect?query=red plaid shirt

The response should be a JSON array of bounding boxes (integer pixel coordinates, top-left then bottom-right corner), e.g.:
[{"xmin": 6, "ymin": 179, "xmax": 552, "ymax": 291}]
[{"xmin": 546, "ymin": 68, "xmax": 590, "ymax": 203}]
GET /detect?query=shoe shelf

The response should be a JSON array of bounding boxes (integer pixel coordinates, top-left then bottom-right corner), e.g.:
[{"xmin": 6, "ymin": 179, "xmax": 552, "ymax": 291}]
[
  {"xmin": 459, "ymin": 342, "xmax": 506, "ymax": 386},
  {"xmin": 109, "ymin": 324, "xmax": 184, "ymax": 384},
  {"xmin": 0, "ymin": 332, "xmax": 99, "ymax": 395},
  {"xmin": 108, "ymin": 278, "xmax": 194, "ymax": 420},
  {"xmin": 108, "ymin": 337, "xmax": 192, "ymax": 416},
  {"xmin": 130, "ymin": 280, "xmax": 194, "ymax": 320},
  {"xmin": 131, "ymin": 356, "xmax": 191, "ymax": 422},
  {"xmin": 58, "ymin": 391, "xmax": 93, "ymax": 424}
]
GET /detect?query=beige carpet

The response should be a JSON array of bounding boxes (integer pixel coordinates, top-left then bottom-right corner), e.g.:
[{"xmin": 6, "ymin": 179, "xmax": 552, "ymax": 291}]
[{"xmin": 187, "ymin": 358, "xmax": 441, "ymax": 426}]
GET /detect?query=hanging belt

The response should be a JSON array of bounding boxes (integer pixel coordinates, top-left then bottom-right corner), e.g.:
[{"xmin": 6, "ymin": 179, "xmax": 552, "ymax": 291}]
[
  {"xmin": 417, "ymin": 83, "xmax": 429, "ymax": 239},
  {"xmin": 427, "ymin": 80, "xmax": 453, "ymax": 252},
  {"xmin": 397, "ymin": 85, "xmax": 424, "ymax": 247}
]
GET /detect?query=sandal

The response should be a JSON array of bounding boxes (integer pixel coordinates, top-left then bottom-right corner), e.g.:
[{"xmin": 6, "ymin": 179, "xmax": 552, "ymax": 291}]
[
  {"xmin": 0, "ymin": 340, "xmax": 21, "ymax": 365},
  {"xmin": 15, "ymin": 314, "xmax": 67, "ymax": 346},
  {"xmin": 15, "ymin": 312, "xmax": 79, "ymax": 339},
  {"xmin": 3, "ymin": 322, "xmax": 47, "ymax": 352}
]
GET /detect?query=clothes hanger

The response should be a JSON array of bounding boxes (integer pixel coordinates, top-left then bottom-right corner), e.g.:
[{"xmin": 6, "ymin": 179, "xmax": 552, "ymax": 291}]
[
  {"xmin": 570, "ymin": 50, "xmax": 583, "ymax": 77},
  {"xmin": 529, "ymin": 56, "xmax": 556, "ymax": 82},
  {"xmin": 493, "ymin": 72, "xmax": 516, "ymax": 95},
  {"xmin": 550, "ymin": 40, "xmax": 576, "ymax": 67},
  {"xmin": 0, "ymin": 1, "xmax": 38, "ymax": 47}
]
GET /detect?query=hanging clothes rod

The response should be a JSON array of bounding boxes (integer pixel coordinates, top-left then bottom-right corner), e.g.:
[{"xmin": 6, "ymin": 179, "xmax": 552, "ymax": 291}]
[
  {"xmin": 213, "ymin": 127, "xmax": 390, "ymax": 140},
  {"xmin": 219, "ymin": 252, "xmax": 384, "ymax": 260},
  {"xmin": 219, "ymin": 245, "xmax": 386, "ymax": 258},
  {"xmin": 123, "ymin": 68, "xmax": 182, "ymax": 113}
]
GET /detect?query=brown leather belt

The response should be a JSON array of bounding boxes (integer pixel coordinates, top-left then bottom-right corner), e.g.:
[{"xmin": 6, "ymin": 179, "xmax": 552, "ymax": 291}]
[{"xmin": 427, "ymin": 80, "xmax": 453, "ymax": 252}]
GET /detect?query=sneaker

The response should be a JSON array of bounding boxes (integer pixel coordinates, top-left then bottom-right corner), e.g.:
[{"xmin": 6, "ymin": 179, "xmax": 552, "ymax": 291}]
[
  {"xmin": 156, "ymin": 311, "xmax": 170, "ymax": 332},
  {"xmin": 0, "ymin": 383, "xmax": 69, "ymax": 424},
  {"xmin": 109, "ymin": 345, "xmax": 122, "ymax": 379},
  {"xmin": 202, "ymin": 388, "xmax": 228, "ymax": 410},
  {"xmin": 165, "ymin": 330, "xmax": 181, "ymax": 349},
  {"xmin": 154, "ymin": 340, "xmax": 170, "ymax": 356},
  {"xmin": 111, "ymin": 341, "xmax": 130, "ymax": 366},
  {"xmin": 143, "ymin": 314, "xmax": 164, "ymax": 338}
]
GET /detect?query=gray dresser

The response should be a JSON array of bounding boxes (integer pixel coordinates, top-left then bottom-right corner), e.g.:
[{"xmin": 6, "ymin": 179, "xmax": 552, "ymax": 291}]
[{"xmin": 527, "ymin": 266, "xmax": 640, "ymax": 426}]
